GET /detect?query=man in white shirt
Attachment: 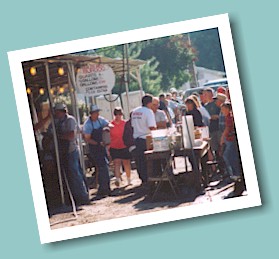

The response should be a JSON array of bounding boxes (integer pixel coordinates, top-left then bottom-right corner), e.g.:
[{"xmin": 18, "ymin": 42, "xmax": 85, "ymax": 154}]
[
  {"xmin": 151, "ymin": 97, "xmax": 167, "ymax": 129},
  {"xmin": 132, "ymin": 94, "xmax": 156, "ymax": 184}
]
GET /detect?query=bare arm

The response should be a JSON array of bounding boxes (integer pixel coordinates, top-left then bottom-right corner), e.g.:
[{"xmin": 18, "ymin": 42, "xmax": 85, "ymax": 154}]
[
  {"xmin": 59, "ymin": 131, "xmax": 75, "ymax": 141},
  {"xmin": 211, "ymin": 114, "xmax": 219, "ymax": 120},
  {"xmin": 156, "ymin": 121, "xmax": 167, "ymax": 129},
  {"xmin": 83, "ymin": 133, "xmax": 99, "ymax": 145}
]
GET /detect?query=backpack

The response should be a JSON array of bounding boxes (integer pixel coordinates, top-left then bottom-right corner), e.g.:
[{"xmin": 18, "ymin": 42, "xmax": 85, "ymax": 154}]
[{"xmin": 122, "ymin": 119, "xmax": 135, "ymax": 148}]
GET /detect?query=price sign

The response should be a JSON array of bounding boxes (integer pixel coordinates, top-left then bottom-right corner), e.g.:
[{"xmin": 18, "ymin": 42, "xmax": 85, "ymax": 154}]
[{"xmin": 76, "ymin": 63, "xmax": 115, "ymax": 96}]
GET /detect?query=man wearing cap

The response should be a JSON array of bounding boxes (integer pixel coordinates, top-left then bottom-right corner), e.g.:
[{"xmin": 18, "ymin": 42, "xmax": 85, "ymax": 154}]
[
  {"xmin": 83, "ymin": 105, "xmax": 111, "ymax": 196},
  {"xmin": 53, "ymin": 103, "xmax": 89, "ymax": 205},
  {"xmin": 166, "ymin": 93, "xmax": 179, "ymax": 123},
  {"xmin": 132, "ymin": 94, "xmax": 156, "ymax": 184},
  {"xmin": 217, "ymin": 86, "xmax": 226, "ymax": 95},
  {"xmin": 170, "ymin": 88, "xmax": 183, "ymax": 105}
]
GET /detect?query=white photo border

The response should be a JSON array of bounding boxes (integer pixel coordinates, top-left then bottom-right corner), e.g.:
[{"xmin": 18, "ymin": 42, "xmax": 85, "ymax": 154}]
[{"xmin": 8, "ymin": 13, "xmax": 261, "ymax": 244}]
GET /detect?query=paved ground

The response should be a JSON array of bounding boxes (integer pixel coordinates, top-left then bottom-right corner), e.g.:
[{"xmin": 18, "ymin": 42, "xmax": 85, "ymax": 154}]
[{"xmin": 49, "ymin": 157, "xmax": 246, "ymax": 229}]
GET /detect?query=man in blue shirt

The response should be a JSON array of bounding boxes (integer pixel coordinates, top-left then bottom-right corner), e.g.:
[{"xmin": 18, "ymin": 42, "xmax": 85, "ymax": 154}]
[{"xmin": 83, "ymin": 105, "xmax": 111, "ymax": 197}]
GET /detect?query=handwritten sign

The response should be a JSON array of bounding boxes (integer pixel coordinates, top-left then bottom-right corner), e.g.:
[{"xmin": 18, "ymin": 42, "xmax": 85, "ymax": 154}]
[{"xmin": 76, "ymin": 63, "xmax": 115, "ymax": 96}]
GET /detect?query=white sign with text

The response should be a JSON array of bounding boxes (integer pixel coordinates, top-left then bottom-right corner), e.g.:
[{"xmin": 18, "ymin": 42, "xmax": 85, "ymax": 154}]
[{"xmin": 76, "ymin": 63, "xmax": 115, "ymax": 96}]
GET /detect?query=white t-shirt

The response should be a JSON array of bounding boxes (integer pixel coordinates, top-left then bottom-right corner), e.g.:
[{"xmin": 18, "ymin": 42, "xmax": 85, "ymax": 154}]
[
  {"xmin": 154, "ymin": 109, "xmax": 167, "ymax": 123},
  {"xmin": 132, "ymin": 106, "xmax": 156, "ymax": 139}
]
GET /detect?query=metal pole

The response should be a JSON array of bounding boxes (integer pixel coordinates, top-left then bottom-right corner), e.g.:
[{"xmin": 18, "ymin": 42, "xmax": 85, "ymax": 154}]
[
  {"xmin": 109, "ymin": 91, "xmax": 114, "ymax": 120},
  {"xmin": 85, "ymin": 96, "xmax": 89, "ymax": 116},
  {"xmin": 124, "ymin": 44, "xmax": 131, "ymax": 115},
  {"xmin": 67, "ymin": 73, "xmax": 77, "ymax": 118},
  {"xmin": 67, "ymin": 62, "xmax": 87, "ymax": 178},
  {"xmin": 30, "ymin": 93, "xmax": 43, "ymax": 150},
  {"xmin": 186, "ymin": 33, "xmax": 198, "ymax": 88},
  {"xmin": 44, "ymin": 62, "xmax": 65, "ymax": 205}
]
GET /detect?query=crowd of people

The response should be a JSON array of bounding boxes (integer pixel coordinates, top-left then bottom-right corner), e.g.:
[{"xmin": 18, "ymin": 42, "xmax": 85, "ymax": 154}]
[{"xmin": 37, "ymin": 85, "xmax": 245, "ymax": 207}]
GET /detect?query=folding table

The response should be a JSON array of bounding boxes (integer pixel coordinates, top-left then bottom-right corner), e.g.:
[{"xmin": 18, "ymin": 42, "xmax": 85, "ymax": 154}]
[{"xmin": 145, "ymin": 149, "xmax": 179, "ymax": 200}]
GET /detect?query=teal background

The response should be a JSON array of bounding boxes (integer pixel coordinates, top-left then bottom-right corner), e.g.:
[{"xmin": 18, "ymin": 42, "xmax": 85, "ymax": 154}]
[{"xmin": 0, "ymin": 0, "xmax": 277, "ymax": 257}]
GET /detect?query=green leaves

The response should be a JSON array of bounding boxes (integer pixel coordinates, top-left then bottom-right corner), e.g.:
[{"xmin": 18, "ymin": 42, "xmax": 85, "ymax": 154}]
[{"xmin": 92, "ymin": 28, "xmax": 224, "ymax": 95}]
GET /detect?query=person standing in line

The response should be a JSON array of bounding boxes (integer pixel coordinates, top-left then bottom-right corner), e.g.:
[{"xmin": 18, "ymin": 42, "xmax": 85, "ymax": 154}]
[
  {"xmin": 151, "ymin": 97, "xmax": 167, "ymax": 129},
  {"xmin": 215, "ymin": 93, "xmax": 227, "ymax": 135},
  {"xmin": 226, "ymin": 87, "xmax": 231, "ymax": 101},
  {"xmin": 203, "ymin": 88, "xmax": 221, "ymax": 158},
  {"xmin": 190, "ymin": 94, "xmax": 210, "ymax": 127},
  {"xmin": 199, "ymin": 89, "xmax": 207, "ymax": 106},
  {"xmin": 170, "ymin": 88, "xmax": 183, "ymax": 105},
  {"xmin": 220, "ymin": 102, "xmax": 242, "ymax": 181},
  {"xmin": 215, "ymin": 93, "xmax": 228, "ymax": 176},
  {"xmin": 166, "ymin": 93, "xmax": 179, "ymax": 123},
  {"xmin": 109, "ymin": 107, "xmax": 132, "ymax": 187},
  {"xmin": 217, "ymin": 86, "xmax": 226, "ymax": 94},
  {"xmin": 83, "ymin": 105, "xmax": 111, "ymax": 197},
  {"xmin": 182, "ymin": 96, "xmax": 204, "ymax": 127},
  {"xmin": 165, "ymin": 99, "xmax": 176, "ymax": 125},
  {"xmin": 159, "ymin": 93, "xmax": 172, "ymax": 127},
  {"xmin": 52, "ymin": 103, "xmax": 89, "ymax": 205},
  {"xmin": 132, "ymin": 94, "xmax": 157, "ymax": 185}
]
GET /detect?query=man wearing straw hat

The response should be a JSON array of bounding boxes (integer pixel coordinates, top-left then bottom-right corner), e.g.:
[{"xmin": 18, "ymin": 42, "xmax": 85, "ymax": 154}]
[
  {"xmin": 53, "ymin": 103, "xmax": 89, "ymax": 205},
  {"xmin": 83, "ymin": 104, "xmax": 111, "ymax": 197}
]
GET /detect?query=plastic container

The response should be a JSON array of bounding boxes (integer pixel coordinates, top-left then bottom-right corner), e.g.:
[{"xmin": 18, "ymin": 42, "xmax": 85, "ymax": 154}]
[
  {"xmin": 152, "ymin": 136, "xmax": 170, "ymax": 152},
  {"xmin": 151, "ymin": 129, "xmax": 170, "ymax": 152}
]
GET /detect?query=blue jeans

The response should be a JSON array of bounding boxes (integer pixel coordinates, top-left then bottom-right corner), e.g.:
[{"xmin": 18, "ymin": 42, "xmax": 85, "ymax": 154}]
[
  {"xmin": 89, "ymin": 145, "xmax": 111, "ymax": 193},
  {"xmin": 67, "ymin": 149, "xmax": 89, "ymax": 204},
  {"xmin": 135, "ymin": 138, "xmax": 148, "ymax": 183},
  {"xmin": 222, "ymin": 139, "xmax": 241, "ymax": 177}
]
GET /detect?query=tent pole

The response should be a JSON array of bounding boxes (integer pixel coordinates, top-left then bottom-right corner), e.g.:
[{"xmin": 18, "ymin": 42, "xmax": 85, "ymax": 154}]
[
  {"xmin": 67, "ymin": 62, "xmax": 87, "ymax": 179},
  {"xmin": 44, "ymin": 62, "xmax": 65, "ymax": 205},
  {"xmin": 30, "ymin": 94, "xmax": 43, "ymax": 150},
  {"xmin": 109, "ymin": 91, "xmax": 114, "ymax": 120},
  {"xmin": 67, "ymin": 73, "xmax": 78, "ymax": 118},
  {"xmin": 124, "ymin": 44, "xmax": 131, "ymax": 115}
]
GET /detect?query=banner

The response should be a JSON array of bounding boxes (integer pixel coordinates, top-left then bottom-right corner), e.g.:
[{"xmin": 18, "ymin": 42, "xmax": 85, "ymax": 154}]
[{"xmin": 76, "ymin": 63, "xmax": 115, "ymax": 96}]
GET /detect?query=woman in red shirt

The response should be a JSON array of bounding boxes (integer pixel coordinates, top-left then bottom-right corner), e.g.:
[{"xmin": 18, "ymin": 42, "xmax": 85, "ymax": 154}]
[{"xmin": 110, "ymin": 107, "xmax": 132, "ymax": 187}]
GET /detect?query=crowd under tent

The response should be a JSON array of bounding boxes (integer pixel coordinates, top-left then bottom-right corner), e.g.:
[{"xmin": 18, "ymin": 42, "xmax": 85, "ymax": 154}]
[{"xmin": 22, "ymin": 53, "xmax": 146, "ymax": 216}]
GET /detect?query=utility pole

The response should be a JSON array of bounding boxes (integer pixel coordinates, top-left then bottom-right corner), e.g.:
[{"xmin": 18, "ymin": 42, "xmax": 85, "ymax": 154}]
[{"xmin": 186, "ymin": 33, "xmax": 198, "ymax": 88}]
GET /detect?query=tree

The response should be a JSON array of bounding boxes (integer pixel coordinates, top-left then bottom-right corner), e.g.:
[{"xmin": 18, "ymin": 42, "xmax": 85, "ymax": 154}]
[
  {"xmin": 94, "ymin": 43, "xmax": 163, "ymax": 95},
  {"xmin": 84, "ymin": 34, "xmax": 198, "ymax": 95},
  {"xmin": 190, "ymin": 28, "xmax": 225, "ymax": 72},
  {"xmin": 139, "ymin": 35, "xmax": 193, "ymax": 90}
]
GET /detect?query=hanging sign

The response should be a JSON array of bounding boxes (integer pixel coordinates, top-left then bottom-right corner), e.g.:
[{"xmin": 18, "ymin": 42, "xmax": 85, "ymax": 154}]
[{"xmin": 76, "ymin": 63, "xmax": 115, "ymax": 96}]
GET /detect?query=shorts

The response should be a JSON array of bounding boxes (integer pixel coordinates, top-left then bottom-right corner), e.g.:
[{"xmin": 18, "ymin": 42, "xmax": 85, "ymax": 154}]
[{"xmin": 110, "ymin": 147, "xmax": 131, "ymax": 160}]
